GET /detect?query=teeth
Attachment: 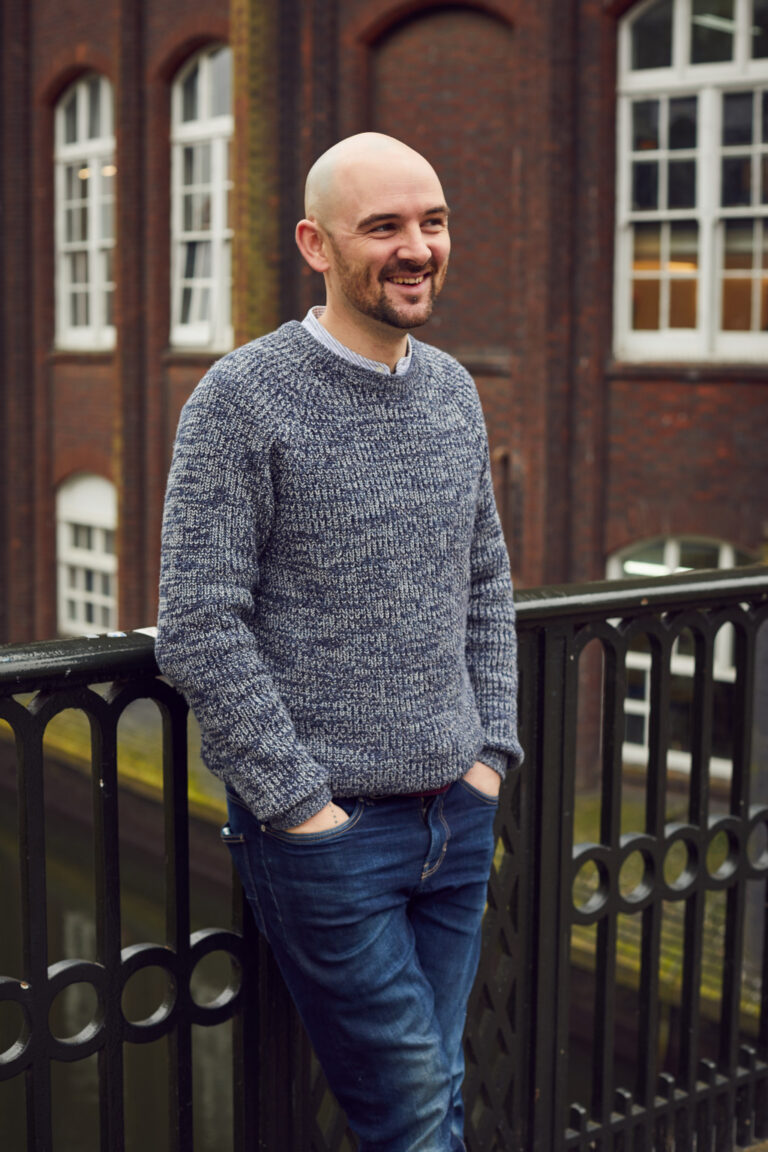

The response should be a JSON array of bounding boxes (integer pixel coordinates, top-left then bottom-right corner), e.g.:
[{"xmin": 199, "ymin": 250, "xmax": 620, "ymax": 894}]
[{"xmin": 390, "ymin": 276, "xmax": 424, "ymax": 285}]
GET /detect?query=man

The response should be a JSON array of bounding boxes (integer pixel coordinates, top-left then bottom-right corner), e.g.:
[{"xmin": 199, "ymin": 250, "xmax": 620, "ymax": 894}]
[{"xmin": 156, "ymin": 133, "xmax": 522, "ymax": 1152}]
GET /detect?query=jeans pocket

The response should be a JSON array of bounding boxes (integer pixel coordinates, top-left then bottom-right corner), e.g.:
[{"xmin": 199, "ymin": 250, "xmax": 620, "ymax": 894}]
[
  {"xmin": 458, "ymin": 778, "xmax": 500, "ymax": 806},
  {"xmin": 262, "ymin": 799, "xmax": 365, "ymax": 845}
]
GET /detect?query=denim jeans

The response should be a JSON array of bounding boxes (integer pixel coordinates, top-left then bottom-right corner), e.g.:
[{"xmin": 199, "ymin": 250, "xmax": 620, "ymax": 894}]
[{"xmin": 221, "ymin": 778, "xmax": 499, "ymax": 1152}]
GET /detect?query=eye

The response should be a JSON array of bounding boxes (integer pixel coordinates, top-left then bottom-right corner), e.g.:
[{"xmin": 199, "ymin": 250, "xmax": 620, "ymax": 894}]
[{"xmin": 423, "ymin": 217, "xmax": 447, "ymax": 230}]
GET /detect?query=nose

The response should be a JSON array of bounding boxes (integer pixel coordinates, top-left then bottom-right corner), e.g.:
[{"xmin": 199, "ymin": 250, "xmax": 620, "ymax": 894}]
[{"xmin": 397, "ymin": 224, "xmax": 431, "ymax": 266}]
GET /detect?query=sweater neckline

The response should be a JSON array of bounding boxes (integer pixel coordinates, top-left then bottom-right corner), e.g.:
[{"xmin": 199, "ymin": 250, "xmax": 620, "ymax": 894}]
[{"xmin": 282, "ymin": 320, "xmax": 423, "ymax": 402}]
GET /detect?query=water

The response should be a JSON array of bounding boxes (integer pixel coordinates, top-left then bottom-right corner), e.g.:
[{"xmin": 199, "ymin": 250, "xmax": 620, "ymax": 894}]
[{"xmin": 0, "ymin": 751, "xmax": 238, "ymax": 1152}]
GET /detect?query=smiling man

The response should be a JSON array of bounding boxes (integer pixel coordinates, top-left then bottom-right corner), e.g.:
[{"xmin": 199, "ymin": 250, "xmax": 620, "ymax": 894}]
[{"xmin": 156, "ymin": 133, "xmax": 522, "ymax": 1152}]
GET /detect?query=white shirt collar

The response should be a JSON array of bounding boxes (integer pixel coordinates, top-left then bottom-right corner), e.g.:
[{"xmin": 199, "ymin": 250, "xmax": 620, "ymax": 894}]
[{"xmin": 301, "ymin": 307, "xmax": 412, "ymax": 376}]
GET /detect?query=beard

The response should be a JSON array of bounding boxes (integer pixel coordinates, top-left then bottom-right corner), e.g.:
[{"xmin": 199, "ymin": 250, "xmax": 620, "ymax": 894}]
[{"xmin": 328, "ymin": 239, "xmax": 447, "ymax": 330}]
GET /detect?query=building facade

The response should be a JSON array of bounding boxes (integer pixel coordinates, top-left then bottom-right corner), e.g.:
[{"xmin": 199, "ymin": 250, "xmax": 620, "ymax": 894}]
[{"xmin": 1, "ymin": 0, "xmax": 766, "ymax": 648}]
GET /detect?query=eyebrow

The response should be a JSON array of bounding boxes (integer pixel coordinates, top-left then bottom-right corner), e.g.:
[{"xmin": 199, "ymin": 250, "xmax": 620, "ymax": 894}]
[{"xmin": 356, "ymin": 205, "xmax": 451, "ymax": 230}]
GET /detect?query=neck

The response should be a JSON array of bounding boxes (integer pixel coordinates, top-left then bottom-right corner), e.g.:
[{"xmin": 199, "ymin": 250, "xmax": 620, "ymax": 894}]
[{"xmin": 318, "ymin": 303, "xmax": 409, "ymax": 372}]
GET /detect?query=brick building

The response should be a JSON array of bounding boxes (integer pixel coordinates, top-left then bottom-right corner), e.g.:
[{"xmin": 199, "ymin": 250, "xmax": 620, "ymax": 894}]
[{"xmin": 2, "ymin": 0, "xmax": 766, "ymax": 657}]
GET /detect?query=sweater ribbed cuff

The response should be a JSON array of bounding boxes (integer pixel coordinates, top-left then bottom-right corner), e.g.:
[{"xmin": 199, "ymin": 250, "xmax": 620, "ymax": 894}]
[{"xmin": 477, "ymin": 745, "xmax": 509, "ymax": 777}]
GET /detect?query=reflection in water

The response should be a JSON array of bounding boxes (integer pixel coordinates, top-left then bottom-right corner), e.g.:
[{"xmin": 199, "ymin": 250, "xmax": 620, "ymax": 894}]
[{"xmin": 0, "ymin": 762, "xmax": 235, "ymax": 1152}]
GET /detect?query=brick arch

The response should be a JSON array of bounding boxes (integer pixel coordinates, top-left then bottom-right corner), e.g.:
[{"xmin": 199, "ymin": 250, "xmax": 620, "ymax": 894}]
[
  {"xmin": 37, "ymin": 54, "xmax": 114, "ymax": 108},
  {"xmin": 148, "ymin": 20, "xmax": 229, "ymax": 85},
  {"xmin": 352, "ymin": 0, "xmax": 515, "ymax": 44},
  {"xmin": 343, "ymin": 4, "xmax": 516, "ymax": 356}
]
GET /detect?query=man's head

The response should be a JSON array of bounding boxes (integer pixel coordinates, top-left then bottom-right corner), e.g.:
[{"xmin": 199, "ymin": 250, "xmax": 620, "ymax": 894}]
[{"xmin": 295, "ymin": 134, "xmax": 450, "ymax": 349}]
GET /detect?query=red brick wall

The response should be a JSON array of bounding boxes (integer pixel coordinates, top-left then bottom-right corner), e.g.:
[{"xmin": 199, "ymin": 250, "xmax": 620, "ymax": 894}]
[{"xmin": 606, "ymin": 376, "xmax": 768, "ymax": 559}]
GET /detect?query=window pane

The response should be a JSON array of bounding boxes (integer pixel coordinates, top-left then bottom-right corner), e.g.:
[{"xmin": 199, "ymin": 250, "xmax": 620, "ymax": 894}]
[
  {"xmin": 722, "ymin": 277, "xmax": 752, "ymax": 328},
  {"xmin": 183, "ymin": 194, "xmax": 194, "ymax": 232},
  {"xmin": 721, "ymin": 156, "xmax": 752, "ymax": 205},
  {"xmin": 182, "ymin": 64, "xmax": 199, "ymax": 122},
  {"xmin": 183, "ymin": 146, "xmax": 195, "ymax": 187},
  {"xmin": 761, "ymin": 276, "xmax": 768, "ymax": 328},
  {"xmin": 691, "ymin": 0, "xmax": 735, "ymax": 64},
  {"xmin": 88, "ymin": 76, "xmax": 101, "ymax": 139},
  {"xmin": 669, "ymin": 674, "xmax": 693, "ymax": 753},
  {"xmin": 679, "ymin": 541, "xmax": 721, "ymax": 568},
  {"xmin": 763, "ymin": 92, "xmax": 768, "ymax": 142},
  {"xmin": 669, "ymin": 97, "xmax": 698, "ymax": 149},
  {"xmin": 199, "ymin": 143, "xmax": 211, "ymax": 185},
  {"xmin": 633, "ymin": 279, "xmax": 660, "ymax": 329},
  {"xmin": 626, "ymin": 668, "xmax": 647, "ymax": 702},
  {"xmin": 633, "ymin": 161, "xmax": 659, "ymax": 209},
  {"xmin": 69, "ymin": 252, "xmax": 89, "ymax": 284},
  {"xmin": 669, "ymin": 222, "xmax": 699, "ymax": 325},
  {"xmin": 210, "ymin": 47, "xmax": 232, "ymax": 117},
  {"xmin": 634, "ymin": 222, "xmax": 661, "ymax": 269},
  {"xmin": 72, "ymin": 524, "xmax": 93, "ymax": 549},
  {"xmin": 669, "ymin": 279, "xmax": 697, "ymax": 326},
  {"xmin": 722, "ymin": 92, "xmax": 753, "ymax": 146},
  {"xmin": 712, "ymin": 681, "xmax": 734, "ymax": 759},
  {"xmin": 633, "ymin": 100, "xmax": 660, "ymax": 151},
  {"xmin": 623, "ymin": 541, "xmax": 666, "ymax": 576},
  {"xmin": 670, "ymin": 220, "xmax": 699, "ymax": 269},
  {"xmin": 668, "ymin": 160, "xmax": 696, "ymax": 208},
  {"xmin": 184, "ymin": 241, "xmax": 198, "ymax": 279},
  {"xmin": 753, "ymin": 0, "xmax": 768, "ymax": 58},
  {"xmin": 625, "ymin": 713, "xmax": 647, "ymax": 745},
  {"xmin": 103, "ymin": 530, "xmax": 115, "ymax": 554},
  {"xmin": 181, "ymin": 286, "xmax": 193, "ymax": 324},
  {"xmin": 724, "ymin": 218, "xmax": 754, "ymax": 268},
  {"xmin": 197, "ymin": 287, "xmax": 211, "ymax": 323},
  {"xmin": 631, "ymin": 0, "xmax": 673, "ymax": 69},
  {"xmin": 64, "ymin": 90, "xmax": 78, "ymax": 144}
]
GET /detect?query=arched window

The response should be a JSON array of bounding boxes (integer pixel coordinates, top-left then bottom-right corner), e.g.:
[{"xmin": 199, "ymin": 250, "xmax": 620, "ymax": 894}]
[
  {"xmin": 615, "ymin": 0, "xmax": 768, "ymax": 361},
  {"xmin": 56, "ymin": 474, "xmax": 118, "ymax": 635},
  {"xmin": 608, "ymin": 535, "xmax": 756, "ymax": 777},
  {"xmin": 54, "ymin": 74, "xmax": 116, "ymax": 349},
  {"xmin": 170, "ymin": 45, "xmax": 233, "ymax": 351}
]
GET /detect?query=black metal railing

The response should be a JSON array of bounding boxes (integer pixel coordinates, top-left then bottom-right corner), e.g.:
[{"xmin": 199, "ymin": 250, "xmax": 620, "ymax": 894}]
[{"xmin": 0, "ymin": 566, "xmax": 767, "ymax": 1151}]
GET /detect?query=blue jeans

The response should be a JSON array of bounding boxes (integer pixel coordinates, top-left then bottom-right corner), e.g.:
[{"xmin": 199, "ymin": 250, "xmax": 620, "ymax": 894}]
[{"xmin": 221, "ymin": 779, "xmax": 499, "ymax": 1152}]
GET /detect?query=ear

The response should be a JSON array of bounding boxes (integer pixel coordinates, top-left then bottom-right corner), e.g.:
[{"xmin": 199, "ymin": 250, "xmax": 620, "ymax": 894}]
[{"xmin": 295, "ymin": 218, "xmax": 331, "ymax": 273}]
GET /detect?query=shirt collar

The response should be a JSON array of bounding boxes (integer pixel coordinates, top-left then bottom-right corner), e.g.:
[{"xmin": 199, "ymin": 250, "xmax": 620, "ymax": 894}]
[{"xmin": 301, "ymin": 306, "xmax": 412, "ymax": 376}]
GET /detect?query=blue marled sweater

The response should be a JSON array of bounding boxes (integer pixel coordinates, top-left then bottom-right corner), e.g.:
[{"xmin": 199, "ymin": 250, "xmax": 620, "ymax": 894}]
[{"xmin": 155, "ymin": 321, "xmax": 522, "ymax": 829}]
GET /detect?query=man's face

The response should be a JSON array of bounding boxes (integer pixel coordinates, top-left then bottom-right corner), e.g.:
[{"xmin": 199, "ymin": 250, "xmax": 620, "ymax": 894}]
[{"xmin": 320, "ymin": 155, "xmax": 450, "ymax": 333}]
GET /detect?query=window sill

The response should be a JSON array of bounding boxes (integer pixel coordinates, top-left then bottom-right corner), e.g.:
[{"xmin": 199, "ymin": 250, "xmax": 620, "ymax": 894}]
[{"xmin": 607, "ymin": 359, "xmax": 768, "ymax": 383}]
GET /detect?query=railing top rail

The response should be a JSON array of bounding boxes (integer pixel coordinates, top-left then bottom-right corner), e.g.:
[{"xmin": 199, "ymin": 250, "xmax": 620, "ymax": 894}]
[
  {"xmin": 0, "ymin": 628, "xmax": 159, "ymax": 694},
  {"xmin": 1, "ymin": 566, "xmax": 767, "ymax": 694},
  {"xmin": 514, "ymin": 564, "xmax": 768, "ymax": 623}
]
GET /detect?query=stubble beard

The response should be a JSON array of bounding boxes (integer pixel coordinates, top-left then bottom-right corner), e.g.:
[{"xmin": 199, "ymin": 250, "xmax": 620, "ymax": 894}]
[{"xmin": 331, "ymin": 242, "xmax": 447, "ymax": 331}]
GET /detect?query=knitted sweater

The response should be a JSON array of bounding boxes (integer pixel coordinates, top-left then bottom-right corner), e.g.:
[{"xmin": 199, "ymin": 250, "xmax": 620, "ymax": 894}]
[{"xmin": 155, "ymin": 321, "xmax": 522, "ymax": 829}]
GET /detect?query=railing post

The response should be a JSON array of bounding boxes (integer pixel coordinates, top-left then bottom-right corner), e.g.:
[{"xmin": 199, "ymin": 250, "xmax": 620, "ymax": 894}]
[{"xmin": 526, "ymin": 619, "xmax": 578, "ymax": 1151}]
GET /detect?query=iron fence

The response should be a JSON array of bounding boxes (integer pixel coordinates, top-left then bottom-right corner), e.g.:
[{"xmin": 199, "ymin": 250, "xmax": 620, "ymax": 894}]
[{"xmin": 0, "ymin": 566, "xmax": 767, "ymax": 1151}]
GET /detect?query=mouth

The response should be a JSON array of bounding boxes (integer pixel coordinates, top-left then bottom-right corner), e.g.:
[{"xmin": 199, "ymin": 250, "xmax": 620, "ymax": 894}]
[{"xmin": 386, "ymin": 271, "xmax": 431, "ymax": 288}]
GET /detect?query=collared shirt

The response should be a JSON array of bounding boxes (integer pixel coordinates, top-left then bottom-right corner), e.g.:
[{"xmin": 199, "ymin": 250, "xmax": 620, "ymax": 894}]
[{"xmin": 301, "ymin": 306, "xmax": 412, "ymax": 376}]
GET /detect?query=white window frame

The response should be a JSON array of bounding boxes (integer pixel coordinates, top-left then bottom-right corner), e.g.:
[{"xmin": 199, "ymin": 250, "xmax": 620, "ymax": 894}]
[
  {"xmin": 54, "ymin": 74, "xmax": 116, "ymax": 351},
  {"xmin": 608, "ymin": 536, "xmax": 754, "ymax": 778},
  {"xmin": 170, "ymin": 45, "xmax": 233, "ymax": 352},
  {"xmin": 56, "ymin": 474, "xmax": 118, "ymax": 636},
  {"xmin": 615, "ymin": 0, "xmax": 768, "ymax": 361}
]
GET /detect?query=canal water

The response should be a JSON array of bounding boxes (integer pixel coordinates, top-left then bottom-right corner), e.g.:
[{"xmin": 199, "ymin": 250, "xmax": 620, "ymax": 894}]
[{"xmin": 0, "ymin": 748, "xmax": 238, "ymax": 1152}]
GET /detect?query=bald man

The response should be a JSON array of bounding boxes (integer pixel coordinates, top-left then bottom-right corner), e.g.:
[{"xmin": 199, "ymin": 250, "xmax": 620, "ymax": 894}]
[{"xmin": 157, "ymin": 133, "xmax": 522, "ymax": 1151}]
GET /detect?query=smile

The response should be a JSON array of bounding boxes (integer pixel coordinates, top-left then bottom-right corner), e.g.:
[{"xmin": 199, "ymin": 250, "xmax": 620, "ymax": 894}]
[{"xmin": 388, "ymin": 275, "xmax": 427, "ymax": 285}]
